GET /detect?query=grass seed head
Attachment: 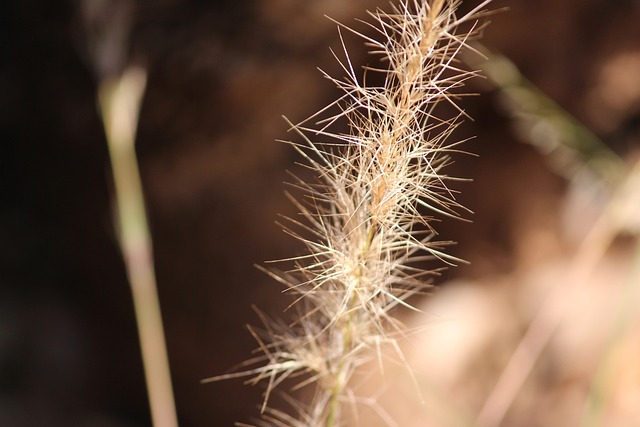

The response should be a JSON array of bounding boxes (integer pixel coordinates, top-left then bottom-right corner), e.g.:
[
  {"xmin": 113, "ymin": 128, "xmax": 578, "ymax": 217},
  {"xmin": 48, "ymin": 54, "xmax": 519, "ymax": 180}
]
[{"xmin": 209, "ymin": 1, "xmax": 493, "ymax": 425}]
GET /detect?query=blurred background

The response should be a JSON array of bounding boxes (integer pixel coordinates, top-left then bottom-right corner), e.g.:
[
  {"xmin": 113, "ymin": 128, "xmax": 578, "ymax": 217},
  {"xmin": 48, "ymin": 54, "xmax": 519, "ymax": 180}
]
[{"xmin": 1, "ymin": 0, "xmax": 639, "ymax": 426}]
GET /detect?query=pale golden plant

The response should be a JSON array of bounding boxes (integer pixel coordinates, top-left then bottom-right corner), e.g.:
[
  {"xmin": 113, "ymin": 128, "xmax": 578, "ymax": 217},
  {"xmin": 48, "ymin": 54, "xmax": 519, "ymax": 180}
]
[{"xmin": 205, "ymin": 1, "xmax": 493, "ymax": 425}]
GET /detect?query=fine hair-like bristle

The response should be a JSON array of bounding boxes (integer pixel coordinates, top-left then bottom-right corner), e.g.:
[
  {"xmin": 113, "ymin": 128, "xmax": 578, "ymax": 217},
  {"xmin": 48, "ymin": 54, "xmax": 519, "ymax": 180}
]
[{"xmin": 205, "ymin": 1, "xmax": 493, "ymax": 425}]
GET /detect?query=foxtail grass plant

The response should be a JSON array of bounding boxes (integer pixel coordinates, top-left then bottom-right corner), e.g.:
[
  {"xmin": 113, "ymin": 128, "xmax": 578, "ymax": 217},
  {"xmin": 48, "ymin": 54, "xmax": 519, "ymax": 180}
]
[{"xmin": 205, "ymin": 1, "xmax": 493, "ymax": 425}]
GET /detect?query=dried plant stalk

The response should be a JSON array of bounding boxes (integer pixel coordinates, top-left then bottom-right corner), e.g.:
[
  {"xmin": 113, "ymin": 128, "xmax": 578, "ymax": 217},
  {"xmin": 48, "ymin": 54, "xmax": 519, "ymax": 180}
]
[{"xmin": 205, "ymin": 1, "xmax": 492, "ymax": 425}]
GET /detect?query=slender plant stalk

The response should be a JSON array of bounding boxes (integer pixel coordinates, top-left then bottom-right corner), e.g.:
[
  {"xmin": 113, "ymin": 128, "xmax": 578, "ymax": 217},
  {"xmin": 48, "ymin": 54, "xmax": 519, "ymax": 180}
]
[
  {"xmin": 205, "ymin": 1, "xmax": 493, "ymax": 425},
  {"xmin": 471, "ymin": 46, "xmax": 640, "ymax": 427},
  {"xmin": 98, "ymin": 66, "xmax": 179, "ymax": 427}
]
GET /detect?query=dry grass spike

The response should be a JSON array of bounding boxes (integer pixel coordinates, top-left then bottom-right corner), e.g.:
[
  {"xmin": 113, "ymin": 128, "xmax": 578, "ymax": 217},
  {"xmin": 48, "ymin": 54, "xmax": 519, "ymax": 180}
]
[{"xmin": 204, "ymin": 1, "xmax": 494, "ymax": 425}]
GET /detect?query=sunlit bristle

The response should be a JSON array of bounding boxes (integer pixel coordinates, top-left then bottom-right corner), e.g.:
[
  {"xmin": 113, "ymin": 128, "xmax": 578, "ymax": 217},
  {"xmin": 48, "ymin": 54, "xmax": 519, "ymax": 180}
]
[{"xmin": 207, "ymin": 2, "xmax": 492, "ymax": 425}]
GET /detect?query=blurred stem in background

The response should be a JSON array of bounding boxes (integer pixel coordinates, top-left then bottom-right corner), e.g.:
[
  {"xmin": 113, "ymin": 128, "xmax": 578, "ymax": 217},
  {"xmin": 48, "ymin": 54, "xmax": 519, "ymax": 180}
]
[
  {"xmin": 466, "ymin": 45, "xmax": 627, "ymax": 187},
  {"xmin": 98, "ymin": 66, "xmax": 179, "ymax": 427},
  {"xmin": 468, "ymin": 45, "xmax": 639, "ymax": 427}
]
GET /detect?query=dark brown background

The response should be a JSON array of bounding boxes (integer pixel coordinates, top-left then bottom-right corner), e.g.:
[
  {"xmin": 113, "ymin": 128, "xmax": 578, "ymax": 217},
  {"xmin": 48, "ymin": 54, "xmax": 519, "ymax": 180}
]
[{"xmin": 1, "ymin": 0, "xmax": 639, "ymax": 426}]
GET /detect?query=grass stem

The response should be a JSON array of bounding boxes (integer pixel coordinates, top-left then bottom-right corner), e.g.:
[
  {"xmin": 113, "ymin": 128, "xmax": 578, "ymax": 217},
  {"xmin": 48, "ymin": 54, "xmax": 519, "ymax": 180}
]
[{"xmin": 98, "ymin": 66, "xmax": 179, "ymax": 427}]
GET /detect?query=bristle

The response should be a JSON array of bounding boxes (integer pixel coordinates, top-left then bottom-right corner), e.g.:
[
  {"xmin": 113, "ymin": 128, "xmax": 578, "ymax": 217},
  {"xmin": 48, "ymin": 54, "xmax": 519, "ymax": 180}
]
[{"xmin": 209, "ymin": 1, "xmax": 493, "ymax": 425}]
